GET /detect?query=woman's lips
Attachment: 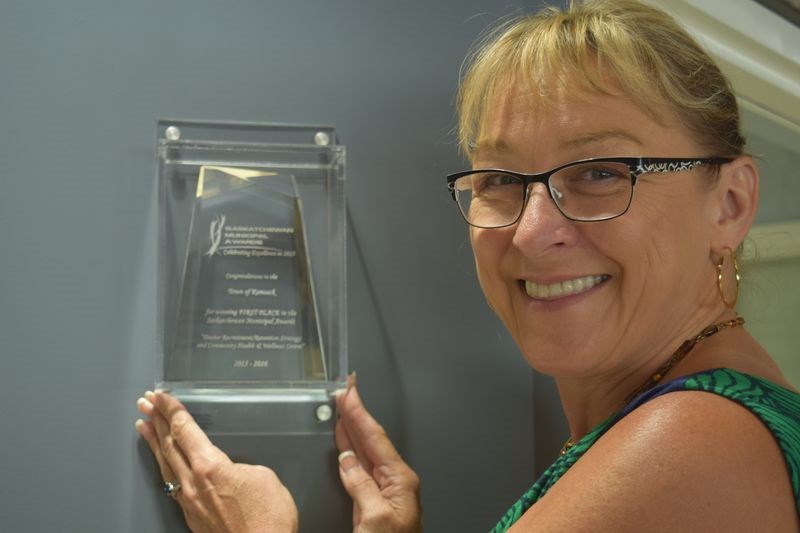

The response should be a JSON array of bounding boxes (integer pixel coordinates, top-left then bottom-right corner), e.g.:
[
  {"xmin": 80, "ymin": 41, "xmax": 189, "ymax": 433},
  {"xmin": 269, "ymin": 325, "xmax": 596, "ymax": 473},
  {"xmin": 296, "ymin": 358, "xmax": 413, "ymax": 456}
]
[{"xmin": 523, "ymin": 275, "xmax": 609, "ymax": 300}]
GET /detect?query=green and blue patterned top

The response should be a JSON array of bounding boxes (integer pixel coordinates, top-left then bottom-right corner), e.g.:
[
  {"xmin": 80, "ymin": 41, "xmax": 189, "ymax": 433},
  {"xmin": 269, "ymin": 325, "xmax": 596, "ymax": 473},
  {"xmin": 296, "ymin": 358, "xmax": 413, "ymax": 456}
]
[{"xmin": 492, "ymin": 368, "xmax": 800, "ymax": 531}]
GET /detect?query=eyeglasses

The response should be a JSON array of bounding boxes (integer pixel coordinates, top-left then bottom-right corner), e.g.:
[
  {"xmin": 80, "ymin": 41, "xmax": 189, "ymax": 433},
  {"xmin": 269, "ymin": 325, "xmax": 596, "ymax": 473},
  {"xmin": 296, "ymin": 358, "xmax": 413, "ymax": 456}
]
[{"xmin": 446, "ymin": 156, "xmax": 733, "ymax": 228}]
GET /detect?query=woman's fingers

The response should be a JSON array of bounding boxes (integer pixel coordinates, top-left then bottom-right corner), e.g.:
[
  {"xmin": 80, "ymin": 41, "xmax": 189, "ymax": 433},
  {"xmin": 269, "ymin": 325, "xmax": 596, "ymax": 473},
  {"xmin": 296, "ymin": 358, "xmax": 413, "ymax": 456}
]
[
  {"xmin": 137, "ymin": 390, "xmax": 232, "ymax": 484},
  {"xmin": 151, "ymin": 392, "xmax": 225, "ymax": 469},
  {"xmin": 335, "ymin": 387, "xmax": 423, "ymax": 532},
  {"xmin": 148, "ymin": 402, "xmax": 194, "ymax": 484},
  {"xmin": 135, "ymin": 417, "xmax": 177, "ymax": 484},
  {"xmin": 136, "ymin": 394, "xmax": 156, "ymax": 417},
  {"xmin": 136, "ymin": 396, "xmax": 180, "ymax": 489},
  {"xmin": 337, "ymin": 385, "xmax": 402, "ymax": 467},
  {"xmin": 335, "ymin": 392, "xmax": 377, "ymax": 475},
  {"xmin": 337, "ymin": 450, "xmax": 389, "ymax": 516}
]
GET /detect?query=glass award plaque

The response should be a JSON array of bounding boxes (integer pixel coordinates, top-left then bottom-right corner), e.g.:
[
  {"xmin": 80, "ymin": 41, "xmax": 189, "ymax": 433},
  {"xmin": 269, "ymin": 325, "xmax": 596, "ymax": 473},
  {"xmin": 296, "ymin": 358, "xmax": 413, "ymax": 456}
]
[{"xmin": 157, "ymin": 121, "xmax": 347, "ymax": 434}]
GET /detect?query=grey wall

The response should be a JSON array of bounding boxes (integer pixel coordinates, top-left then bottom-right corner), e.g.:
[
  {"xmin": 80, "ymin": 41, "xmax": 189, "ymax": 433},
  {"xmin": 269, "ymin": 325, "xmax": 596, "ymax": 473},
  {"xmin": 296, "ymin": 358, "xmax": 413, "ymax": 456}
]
[{"xmin": 0, "ymin": 1, "xmax": 558, "ymax": 531}]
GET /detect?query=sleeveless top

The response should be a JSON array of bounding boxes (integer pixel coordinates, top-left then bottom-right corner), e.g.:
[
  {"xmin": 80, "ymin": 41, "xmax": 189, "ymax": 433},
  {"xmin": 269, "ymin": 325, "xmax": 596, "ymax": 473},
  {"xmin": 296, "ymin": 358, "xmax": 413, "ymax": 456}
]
[{"xmin": 492, "ymin": 368, "xmax": 800, "ymax": 532}]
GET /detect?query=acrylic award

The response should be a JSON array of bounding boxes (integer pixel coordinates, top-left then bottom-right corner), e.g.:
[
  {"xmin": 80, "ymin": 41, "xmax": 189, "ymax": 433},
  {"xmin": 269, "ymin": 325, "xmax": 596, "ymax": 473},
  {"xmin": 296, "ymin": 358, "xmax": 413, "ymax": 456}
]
[{"xmin": 157, "ymin": 121, "xmax": 347, "ymax": 434}]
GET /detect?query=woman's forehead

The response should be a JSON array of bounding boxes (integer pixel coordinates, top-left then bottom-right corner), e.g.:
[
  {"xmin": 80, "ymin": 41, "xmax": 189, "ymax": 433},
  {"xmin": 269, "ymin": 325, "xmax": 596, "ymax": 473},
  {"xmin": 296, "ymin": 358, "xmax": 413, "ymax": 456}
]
[
  {"xmin": 470, "ymin": 88, "xmax": 695, "ymax": 167},
  {"xmin": 475, "ymin": 81, "xmax": 673, "ymax": 147},
  {"xmin": 467, "ymin": 65, "xmax": 675, "ymax": 153}
]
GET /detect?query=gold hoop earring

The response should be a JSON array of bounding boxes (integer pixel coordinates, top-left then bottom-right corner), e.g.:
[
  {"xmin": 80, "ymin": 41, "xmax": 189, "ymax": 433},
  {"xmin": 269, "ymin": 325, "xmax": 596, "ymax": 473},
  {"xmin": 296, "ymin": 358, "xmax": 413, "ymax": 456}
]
[{"xmin": 716, "ymin": 248, "xmax": 740, "ymax": 309}]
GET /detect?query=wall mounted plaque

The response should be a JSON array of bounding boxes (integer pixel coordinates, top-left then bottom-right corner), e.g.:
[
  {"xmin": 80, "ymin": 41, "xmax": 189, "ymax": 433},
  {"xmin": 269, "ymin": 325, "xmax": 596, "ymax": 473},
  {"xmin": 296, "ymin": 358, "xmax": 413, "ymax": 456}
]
[{"xmin": 157, "ymin": 121, "xmax": 346, "ymax": 434}]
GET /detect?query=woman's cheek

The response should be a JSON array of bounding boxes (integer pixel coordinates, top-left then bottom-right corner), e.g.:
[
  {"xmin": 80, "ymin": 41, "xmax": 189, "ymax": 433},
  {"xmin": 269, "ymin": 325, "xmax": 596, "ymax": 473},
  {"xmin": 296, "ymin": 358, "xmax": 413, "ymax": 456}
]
[{"xmin": 471, "ymin": 230, "xmax": 510, "ymax": 316}]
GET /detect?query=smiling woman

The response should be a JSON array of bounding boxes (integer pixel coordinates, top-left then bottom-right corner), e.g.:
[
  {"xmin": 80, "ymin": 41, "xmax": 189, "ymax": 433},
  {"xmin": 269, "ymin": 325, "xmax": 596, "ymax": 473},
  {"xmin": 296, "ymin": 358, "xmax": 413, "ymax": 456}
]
[
  {"xmin": 449, "ymin": 0, "xmax": 800, "ymax": 530},
  {"xmin": 136, "ymin": 0, "xmax": 800, "ymax": 531}
]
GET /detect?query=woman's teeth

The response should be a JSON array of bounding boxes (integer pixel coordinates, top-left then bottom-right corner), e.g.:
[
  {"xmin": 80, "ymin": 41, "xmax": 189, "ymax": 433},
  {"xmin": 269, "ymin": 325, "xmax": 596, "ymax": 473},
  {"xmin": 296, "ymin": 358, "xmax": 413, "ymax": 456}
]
[{"xmin": 524, "ymin": 275, "xmax": 607, "ymax": 299}]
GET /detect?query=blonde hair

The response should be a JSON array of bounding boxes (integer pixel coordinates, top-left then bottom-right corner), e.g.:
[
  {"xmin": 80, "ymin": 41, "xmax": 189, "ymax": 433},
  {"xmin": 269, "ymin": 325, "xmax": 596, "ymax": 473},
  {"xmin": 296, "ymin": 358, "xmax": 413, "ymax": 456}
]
[{"xmin": 457, "ymin": 0, "xmax": 745, "ymax": 160}]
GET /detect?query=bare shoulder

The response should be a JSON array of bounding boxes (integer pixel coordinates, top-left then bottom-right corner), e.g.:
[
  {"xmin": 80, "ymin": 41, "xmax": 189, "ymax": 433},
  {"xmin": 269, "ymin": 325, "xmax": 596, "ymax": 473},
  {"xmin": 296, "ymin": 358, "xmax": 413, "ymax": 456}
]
[{"xmin": 512, "ymin": 391, "xmax": 798, "ymax": 532}]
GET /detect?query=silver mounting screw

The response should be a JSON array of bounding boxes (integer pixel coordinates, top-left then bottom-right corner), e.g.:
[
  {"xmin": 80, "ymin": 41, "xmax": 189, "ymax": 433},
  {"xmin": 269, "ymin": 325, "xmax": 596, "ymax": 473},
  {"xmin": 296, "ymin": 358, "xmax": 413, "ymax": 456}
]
[
  {"xmin": 313, "ymin": 131, "xmax": 330, "ymax": 146},
  {"xmin": 315, "ymin": 404, "xmax": 333, "ymax": 422},
  {"xmin": 164, "ymin": 126, "xmax": 181, "ymax": 141}
]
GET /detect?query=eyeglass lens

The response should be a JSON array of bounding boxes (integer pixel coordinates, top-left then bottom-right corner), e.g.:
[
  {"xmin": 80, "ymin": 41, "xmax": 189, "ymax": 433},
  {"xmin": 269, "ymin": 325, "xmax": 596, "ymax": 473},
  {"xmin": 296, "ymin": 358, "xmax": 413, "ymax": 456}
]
[{"xmin": 454, "ymin": 161, "xmax": 634, "ymax": 227}]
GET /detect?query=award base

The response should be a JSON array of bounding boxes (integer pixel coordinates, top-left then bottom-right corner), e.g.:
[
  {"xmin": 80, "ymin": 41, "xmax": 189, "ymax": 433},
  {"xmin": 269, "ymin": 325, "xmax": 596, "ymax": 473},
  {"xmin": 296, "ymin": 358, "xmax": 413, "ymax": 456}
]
[{"xmin": 172, "ymin": 388, "xmax": 334, "ymax": 434}]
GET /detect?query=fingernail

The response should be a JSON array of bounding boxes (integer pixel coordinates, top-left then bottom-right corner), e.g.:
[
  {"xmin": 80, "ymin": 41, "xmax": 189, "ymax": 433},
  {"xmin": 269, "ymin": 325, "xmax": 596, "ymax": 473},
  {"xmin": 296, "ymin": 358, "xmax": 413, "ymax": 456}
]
[
  {"xmin": 134, "ymin": 419, "xmax": 145, "ymax": 433},
  {"xmin": 333, "ymin": 372, "xmax": 357, "ymax": 400},
  {"xmin": 144, "ymin": 390, "xmax": 155, "ymax": 401},
  {"xmin": 338, "ymin": 450, "xmax": 359, "ymax": 473},
  {"xmin": 137, "ymin": 397, "xmax": 153, "ymax": 410}
]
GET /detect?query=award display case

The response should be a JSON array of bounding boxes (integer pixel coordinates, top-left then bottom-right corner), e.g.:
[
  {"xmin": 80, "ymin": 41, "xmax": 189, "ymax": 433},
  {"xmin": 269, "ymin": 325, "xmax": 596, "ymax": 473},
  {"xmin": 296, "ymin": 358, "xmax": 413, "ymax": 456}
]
[{"xmin": 157, "ymin": 120, "xmax": 347, "ymax": 433}]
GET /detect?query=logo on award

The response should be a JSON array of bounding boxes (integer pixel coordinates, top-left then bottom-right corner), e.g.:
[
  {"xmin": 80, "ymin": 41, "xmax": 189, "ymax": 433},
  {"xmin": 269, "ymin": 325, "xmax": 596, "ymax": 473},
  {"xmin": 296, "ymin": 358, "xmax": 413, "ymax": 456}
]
[{"xmin": 206, "ymin": 214, "xmax": 226, "ymax": 256}]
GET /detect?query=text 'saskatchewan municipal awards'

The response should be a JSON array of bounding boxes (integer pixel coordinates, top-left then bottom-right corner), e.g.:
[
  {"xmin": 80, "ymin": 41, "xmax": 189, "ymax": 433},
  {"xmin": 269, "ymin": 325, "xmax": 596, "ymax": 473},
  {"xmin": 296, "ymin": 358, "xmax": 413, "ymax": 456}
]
[{"xmin": 167, "ymin": 166, "xmax": 326, "ymax": 383}]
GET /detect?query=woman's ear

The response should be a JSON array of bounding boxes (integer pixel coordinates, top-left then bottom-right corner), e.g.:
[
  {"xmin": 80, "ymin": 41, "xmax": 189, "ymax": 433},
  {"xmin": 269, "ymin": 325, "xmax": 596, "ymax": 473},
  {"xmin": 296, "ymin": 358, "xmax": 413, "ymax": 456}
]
[{"xmin": 710, "ymin": 156, "xmax": 759, "ymax": 254}]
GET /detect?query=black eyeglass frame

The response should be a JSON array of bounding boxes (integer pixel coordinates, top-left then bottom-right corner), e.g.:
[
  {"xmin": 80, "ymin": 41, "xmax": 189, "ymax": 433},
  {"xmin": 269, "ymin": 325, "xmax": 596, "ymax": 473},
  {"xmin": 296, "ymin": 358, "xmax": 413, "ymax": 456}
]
[{"xmin": 446, "ymin": 156, "xmax": 734, "ymax": 228}]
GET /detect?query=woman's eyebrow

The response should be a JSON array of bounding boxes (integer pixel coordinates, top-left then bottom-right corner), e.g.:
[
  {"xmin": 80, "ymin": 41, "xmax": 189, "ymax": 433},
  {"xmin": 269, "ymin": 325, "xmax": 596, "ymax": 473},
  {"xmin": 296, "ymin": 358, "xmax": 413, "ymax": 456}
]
[
  {"xmin": 558, "ymin": 130, "xmax": 644, "ymax": 150},
  {"xmin": 471, "ymin": 139, "xmax": 511, "ymax": 160},
  {"xmin": 474, "ymin": 130, "xmax": 643, "ymax": 160}
]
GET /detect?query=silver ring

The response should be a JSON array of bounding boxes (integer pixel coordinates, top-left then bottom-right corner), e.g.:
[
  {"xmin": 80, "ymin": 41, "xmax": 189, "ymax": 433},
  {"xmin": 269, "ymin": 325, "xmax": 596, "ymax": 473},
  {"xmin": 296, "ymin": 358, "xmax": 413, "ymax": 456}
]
[{"xmin": 163, "ymin": 480, "xmax": 181, "ymax": 498}]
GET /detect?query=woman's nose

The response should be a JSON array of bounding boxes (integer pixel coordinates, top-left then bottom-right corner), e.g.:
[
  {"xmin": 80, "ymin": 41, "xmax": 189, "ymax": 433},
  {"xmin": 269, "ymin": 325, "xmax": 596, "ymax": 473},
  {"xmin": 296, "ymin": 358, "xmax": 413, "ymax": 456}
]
[{"xmin": 511, "ymin": 183, "xmax": 579, "ymax": 253}]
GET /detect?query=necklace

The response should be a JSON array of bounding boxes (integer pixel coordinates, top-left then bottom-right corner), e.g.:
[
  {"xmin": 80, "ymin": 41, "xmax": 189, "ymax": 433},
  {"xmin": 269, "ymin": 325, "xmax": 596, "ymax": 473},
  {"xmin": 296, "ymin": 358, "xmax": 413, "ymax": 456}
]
[{"xmin": 559, "ymin": 316, "xmax": 745, "ymax": 456}]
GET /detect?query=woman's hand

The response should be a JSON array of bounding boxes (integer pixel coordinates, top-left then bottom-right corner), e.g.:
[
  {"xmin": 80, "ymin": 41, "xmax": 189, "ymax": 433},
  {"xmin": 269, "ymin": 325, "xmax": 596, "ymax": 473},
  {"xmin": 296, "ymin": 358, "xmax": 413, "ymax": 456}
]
[
  {"xmin": 135, "ymin": 391, "xmax": 298, "ymax": 533},
  {"xmin": 335, "ymin": 379, "xmax": 422, "ymax": 533}
]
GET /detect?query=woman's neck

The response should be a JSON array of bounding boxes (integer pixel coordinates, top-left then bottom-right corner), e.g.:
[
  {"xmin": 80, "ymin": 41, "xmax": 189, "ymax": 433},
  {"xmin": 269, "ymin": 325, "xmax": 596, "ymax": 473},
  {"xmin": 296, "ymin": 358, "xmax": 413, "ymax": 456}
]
[{"xmin": 553, "ymin": 313, "xmax": 761, "ymax": 442}]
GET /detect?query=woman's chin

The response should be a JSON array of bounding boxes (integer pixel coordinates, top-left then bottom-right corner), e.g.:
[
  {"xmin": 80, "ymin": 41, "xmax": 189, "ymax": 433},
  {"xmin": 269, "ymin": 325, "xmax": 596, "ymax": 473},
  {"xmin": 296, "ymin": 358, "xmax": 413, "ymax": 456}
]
[{"xmin": 514, "ymin": 332, "xmax": 611, "ymax": 378}]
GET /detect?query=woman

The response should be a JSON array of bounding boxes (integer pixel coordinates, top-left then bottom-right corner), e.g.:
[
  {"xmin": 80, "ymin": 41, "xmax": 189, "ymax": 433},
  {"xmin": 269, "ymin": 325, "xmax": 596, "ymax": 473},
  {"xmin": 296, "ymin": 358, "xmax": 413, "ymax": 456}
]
[{"xmin": 136, "ymin": 0, "xmax": 800, "ymax": 530}]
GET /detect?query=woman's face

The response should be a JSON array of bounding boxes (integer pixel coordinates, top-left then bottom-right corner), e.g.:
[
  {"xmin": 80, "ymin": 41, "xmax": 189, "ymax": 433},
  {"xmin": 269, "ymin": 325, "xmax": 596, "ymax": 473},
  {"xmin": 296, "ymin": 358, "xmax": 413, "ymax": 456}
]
[{"xmin": 470, "ymin": 86, "xmax": 723, "ymax": 378}]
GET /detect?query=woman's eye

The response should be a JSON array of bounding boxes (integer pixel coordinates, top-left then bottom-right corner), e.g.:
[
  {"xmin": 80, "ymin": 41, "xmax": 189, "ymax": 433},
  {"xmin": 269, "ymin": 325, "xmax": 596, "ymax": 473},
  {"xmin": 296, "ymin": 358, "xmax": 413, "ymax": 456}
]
[
  {"xmin": 481, "ymin": 173, "xmax": 517, "ymax": 187},
  {"xmin": 490, "ymin": 174, "xmax": 511, "ymax": 185},
  {"xmin": 559, "ymin": 165, "xmax": 627, "ymax": 185},
  {"xmin": 585, "ymin": 167, "xmax": 624, "ymax": 181}
]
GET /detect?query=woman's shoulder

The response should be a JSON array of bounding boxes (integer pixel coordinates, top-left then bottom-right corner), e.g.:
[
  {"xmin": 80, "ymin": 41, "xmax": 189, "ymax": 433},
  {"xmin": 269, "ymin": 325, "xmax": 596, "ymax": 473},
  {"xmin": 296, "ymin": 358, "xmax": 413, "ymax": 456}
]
[
  {"xmin": 615, "ymin": 367, "xmax": 799, "ymax": 461},
  {"xmin": 615, "ymin": 369, "xmax": 797, "ymax": 459},
  {"xmin": 633, "ymin": 368, "xmax": 800, "ymax": 463},
  {"xmin": 512, "ymin": 369, "xmax": 799, "ymax": 531},
  {"xmin": 595, "ymin": 374, "xmax": 799, "ymax": 528}
]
